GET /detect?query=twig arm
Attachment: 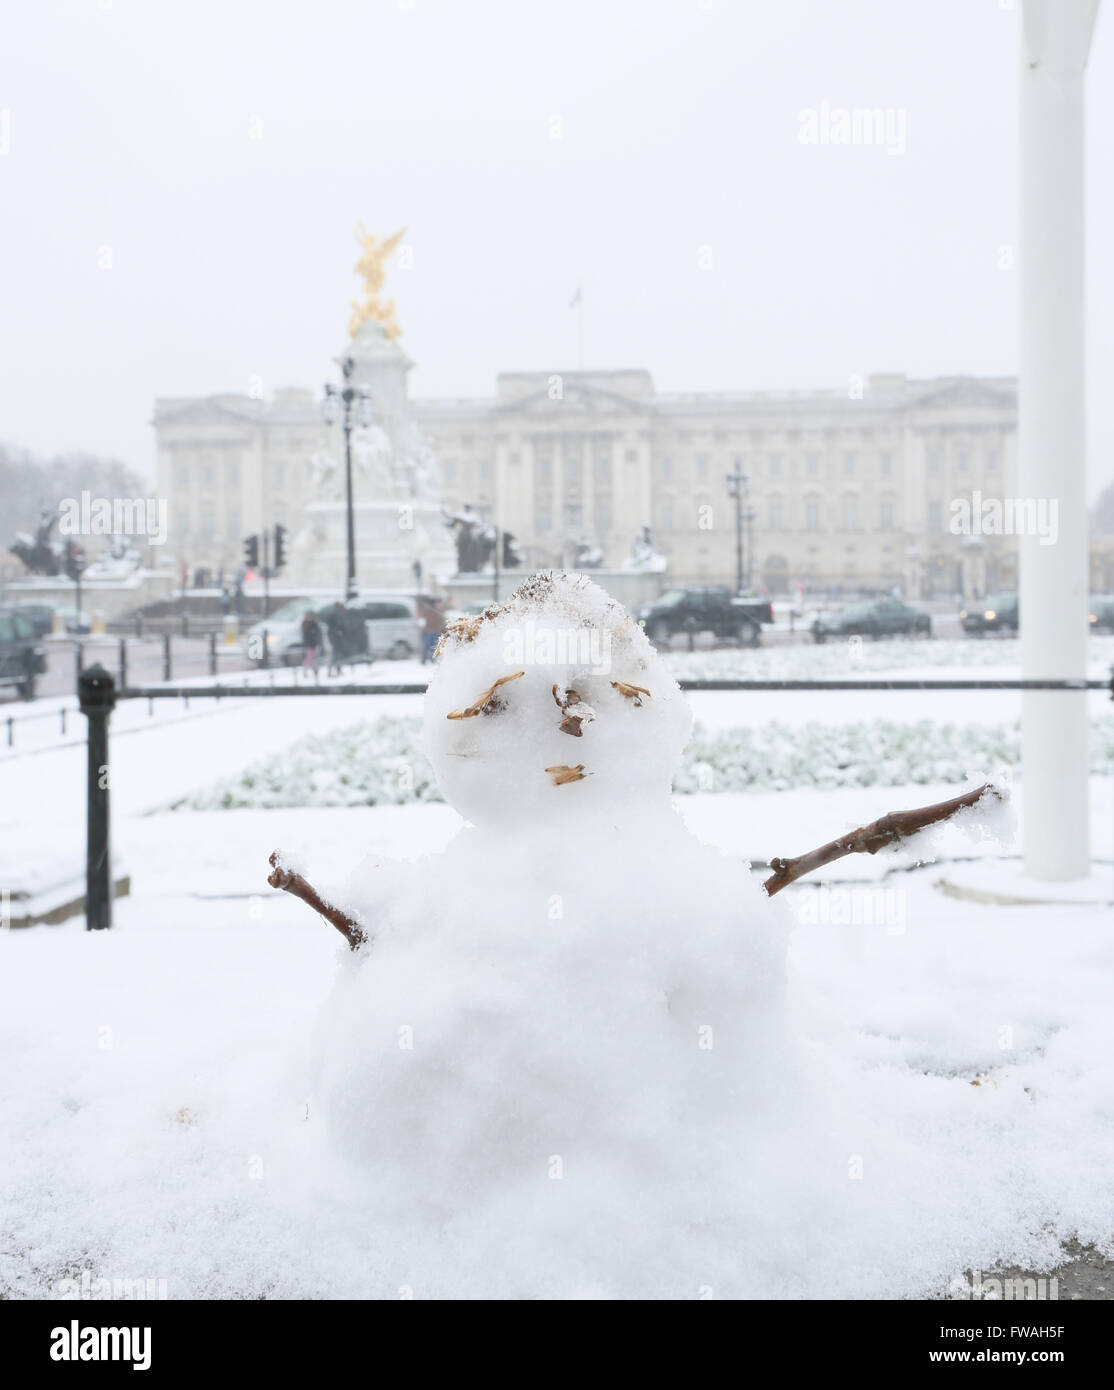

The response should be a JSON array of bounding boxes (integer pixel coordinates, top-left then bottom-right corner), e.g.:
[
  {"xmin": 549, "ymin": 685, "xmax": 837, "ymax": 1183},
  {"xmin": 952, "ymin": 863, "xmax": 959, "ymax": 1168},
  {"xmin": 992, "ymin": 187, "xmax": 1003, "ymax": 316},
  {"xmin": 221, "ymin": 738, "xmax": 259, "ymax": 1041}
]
[
  {"xmin": 763, "ymin": 782, "xmax": 1002, "ymax": 897},
  {"xmin": 268, "ymin": 850, "xmax": 367, "ymax": 949}
]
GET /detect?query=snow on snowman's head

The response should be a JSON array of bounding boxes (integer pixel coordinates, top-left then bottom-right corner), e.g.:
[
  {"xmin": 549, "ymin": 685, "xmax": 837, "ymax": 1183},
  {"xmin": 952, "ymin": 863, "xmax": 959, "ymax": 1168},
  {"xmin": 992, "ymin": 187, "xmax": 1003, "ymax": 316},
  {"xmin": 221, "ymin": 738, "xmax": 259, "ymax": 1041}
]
[{"xmin": 423, "ymin": 572, "xmax": 693, "ymax": 831}]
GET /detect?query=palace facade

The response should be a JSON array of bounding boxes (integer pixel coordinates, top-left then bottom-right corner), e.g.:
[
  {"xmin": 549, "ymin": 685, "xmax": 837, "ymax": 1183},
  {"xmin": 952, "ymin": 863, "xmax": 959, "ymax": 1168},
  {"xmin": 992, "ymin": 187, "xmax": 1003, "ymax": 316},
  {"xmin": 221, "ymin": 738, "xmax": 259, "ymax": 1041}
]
[{"xmin": 155, "ymin": 365, "xmax": 1092, "ymax": 598}]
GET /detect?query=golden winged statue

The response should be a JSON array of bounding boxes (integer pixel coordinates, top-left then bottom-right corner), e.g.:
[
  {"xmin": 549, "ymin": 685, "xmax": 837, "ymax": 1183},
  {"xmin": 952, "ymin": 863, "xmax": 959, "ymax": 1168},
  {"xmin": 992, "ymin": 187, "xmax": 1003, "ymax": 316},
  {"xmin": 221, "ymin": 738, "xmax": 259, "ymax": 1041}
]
[{"xmin": 348, "ymin": 223, "xmax": 407, "ymax": 339}]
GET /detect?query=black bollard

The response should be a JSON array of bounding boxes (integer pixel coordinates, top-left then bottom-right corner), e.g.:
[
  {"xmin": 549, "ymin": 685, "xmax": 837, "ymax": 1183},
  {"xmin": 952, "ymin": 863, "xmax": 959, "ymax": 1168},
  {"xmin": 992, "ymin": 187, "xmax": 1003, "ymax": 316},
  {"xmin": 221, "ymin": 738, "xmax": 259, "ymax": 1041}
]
[
  {"xmin": 74, "ymin": 641, "xmax": 84, "ymax": 695},
  {"xmin": 118, "ymin": 636, "xmax": 128, "ymax": 690},
  {"xmin": 261, "ymin": 628, "xmax": 270, "ymax": 669},
  {"xmin": 78, "ymin": 664, "xmax": 117, "ymax": 931},
  {"xmin": 208, "ymin": 629, "xmax": 217, "ymax": 676},
  {"xmin": 163, "ymin": 632, "xmax": 171, "ymax": 682}
]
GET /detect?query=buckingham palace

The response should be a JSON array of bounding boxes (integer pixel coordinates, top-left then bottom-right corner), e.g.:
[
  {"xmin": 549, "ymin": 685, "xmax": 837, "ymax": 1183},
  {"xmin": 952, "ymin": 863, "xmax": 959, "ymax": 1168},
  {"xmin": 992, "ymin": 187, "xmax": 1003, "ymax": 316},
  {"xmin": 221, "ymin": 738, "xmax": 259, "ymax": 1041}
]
[{"xmin": 154, "ymin": 355, "xmax": 1043, "ymax": 599}]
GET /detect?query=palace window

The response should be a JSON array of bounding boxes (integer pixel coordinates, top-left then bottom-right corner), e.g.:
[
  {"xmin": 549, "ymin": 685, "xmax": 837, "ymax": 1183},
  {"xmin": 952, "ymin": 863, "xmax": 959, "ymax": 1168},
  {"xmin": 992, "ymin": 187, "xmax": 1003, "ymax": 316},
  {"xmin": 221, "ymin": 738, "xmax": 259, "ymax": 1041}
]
[
  {"xmin": 805, "ymin": 454, "xmax": 819, "ymax": 476},
  {"xmin": 880, "ymin": 453, "xmax": 892, "ymax": 475},
  {"xmin": 928, "ymin": 501, "xmax": 942, "ymax": 530},
  {"xmin": 843, "ymin": 453, "xmax": 856, "ymax": 476},
  {"xmin": 696, "ymin": 454, "xmax": 709, "ymax": 480},
  {"xmin": 880, "ymin": 501, "xmax": 895, "ymax": 529},
  {"xmin": 805, "ymin": 500, "xmax": 821, "ymax": 530},
  {"xmin": 769, "ymin": 454, "xmax": 782, "ymax": 476},
  {"xmin": 842, "ymin": 497, "xmax": 858, "ymax": 529}
]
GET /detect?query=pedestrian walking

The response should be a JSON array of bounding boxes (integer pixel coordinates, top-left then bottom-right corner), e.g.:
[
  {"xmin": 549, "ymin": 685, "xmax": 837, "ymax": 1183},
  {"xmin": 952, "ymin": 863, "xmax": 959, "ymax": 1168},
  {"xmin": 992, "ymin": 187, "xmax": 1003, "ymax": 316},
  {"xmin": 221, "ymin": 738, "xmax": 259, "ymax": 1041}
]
[{"xmin": 301, "ymin": 610, "xmax": 323, "ymax": 678}]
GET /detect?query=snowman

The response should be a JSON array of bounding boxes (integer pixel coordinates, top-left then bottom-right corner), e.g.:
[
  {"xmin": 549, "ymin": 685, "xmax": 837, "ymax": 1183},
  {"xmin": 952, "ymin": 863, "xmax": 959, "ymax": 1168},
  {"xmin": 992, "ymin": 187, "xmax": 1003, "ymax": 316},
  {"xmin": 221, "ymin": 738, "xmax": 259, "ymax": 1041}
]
[
  {"xmin": 267, "ymin": 574, "xmax": 795, "ymax": 1294},
  {"xmin": 268, "ymin": 571, "xmax": 999, "ymax": 1296}
]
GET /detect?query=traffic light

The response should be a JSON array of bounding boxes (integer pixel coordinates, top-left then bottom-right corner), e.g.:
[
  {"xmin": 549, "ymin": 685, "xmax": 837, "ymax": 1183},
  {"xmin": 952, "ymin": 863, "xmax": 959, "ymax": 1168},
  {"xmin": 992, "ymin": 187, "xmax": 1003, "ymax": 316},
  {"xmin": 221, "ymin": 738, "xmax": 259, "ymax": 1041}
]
[
  {"xmin": 244, "ymin": 534, "xmax": 259, "ymax": 568},
  {"xmin": 273, "ymin": 523, "xmax": 287, "ymax": 574},
  {"xmin": 63, "ymin": 539, "xmax": 86, "ymax": 581}
]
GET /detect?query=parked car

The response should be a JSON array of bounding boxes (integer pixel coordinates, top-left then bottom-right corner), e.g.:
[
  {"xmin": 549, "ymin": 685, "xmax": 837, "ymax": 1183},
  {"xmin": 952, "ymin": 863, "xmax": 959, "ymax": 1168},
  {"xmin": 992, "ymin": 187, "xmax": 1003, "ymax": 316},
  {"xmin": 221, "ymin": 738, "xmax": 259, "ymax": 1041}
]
[
  {"xmin": 959, "ymin": 592, "xmax": 1018, "ymax": 636},
  {"xmin": 10, "ymin": 603, "xmax": 55, "ymax": 637},
  {"xmin": 248, "ymin": 593, "xmax": 423, "ymax": 665},
  {"xmin": 0, "ymin": 607, "xmax": 47, "ymax": 699},
  {"xmin": 811, "ymin": 597, "xmax": 932, "ymax": 643},
  {"xmin": 1089, "ymin": 595, "xmax": 1114, "ymax": 633},
  {"xmin": 638, "ymin": 587, "xmax": 774, "ymax": 647}
]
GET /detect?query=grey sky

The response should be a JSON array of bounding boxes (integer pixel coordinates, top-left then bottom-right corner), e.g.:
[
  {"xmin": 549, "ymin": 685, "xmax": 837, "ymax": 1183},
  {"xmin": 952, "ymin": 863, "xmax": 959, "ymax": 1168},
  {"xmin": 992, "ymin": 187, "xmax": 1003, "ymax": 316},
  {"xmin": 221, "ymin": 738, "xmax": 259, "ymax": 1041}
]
[{"xmin": 2, "ymin": 0, "xmax": 1111, "ymax": 497}]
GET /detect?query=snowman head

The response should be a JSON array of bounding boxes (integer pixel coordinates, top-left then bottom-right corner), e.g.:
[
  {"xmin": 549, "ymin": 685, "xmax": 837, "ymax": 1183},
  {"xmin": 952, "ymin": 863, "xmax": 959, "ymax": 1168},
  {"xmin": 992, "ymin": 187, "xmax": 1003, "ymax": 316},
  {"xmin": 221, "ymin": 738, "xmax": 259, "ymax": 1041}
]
[{"xmin": 424, "ymin": 572, "xmax": 693, "ymax": 831}]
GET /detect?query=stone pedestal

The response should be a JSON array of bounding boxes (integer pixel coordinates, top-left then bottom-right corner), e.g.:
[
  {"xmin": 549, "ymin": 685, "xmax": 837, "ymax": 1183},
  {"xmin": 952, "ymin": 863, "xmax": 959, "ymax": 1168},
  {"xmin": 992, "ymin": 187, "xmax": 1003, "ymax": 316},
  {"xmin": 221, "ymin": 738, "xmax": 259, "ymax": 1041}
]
[{"xmin": 288, "ymin": 319, "xmax": 456, "ymax": 593}]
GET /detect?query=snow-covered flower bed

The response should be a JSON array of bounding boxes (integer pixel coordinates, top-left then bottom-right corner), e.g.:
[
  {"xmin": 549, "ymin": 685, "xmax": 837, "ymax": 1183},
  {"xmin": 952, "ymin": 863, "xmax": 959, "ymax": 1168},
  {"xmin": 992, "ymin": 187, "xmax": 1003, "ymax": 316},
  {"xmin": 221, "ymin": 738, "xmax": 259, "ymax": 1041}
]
[
  {"xmin": 663, "ymin": 633, "xmax": 1114, "ymax": 682},
  {"xmin": 186, "ymin": 717, "xmax": 443, "ymax": 810},
  {"xmin": 184, "ymin": 711, "xmax": 1114, "ymax": 808}
]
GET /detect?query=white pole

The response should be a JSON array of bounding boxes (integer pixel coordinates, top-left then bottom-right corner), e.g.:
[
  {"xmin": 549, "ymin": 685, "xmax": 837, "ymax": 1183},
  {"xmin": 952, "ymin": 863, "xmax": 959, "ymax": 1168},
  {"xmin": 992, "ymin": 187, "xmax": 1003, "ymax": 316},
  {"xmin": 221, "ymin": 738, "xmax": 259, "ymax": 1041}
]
[{"xmin": 1017, "ymin": 0, "xmax": 1099, "ymax": 880}]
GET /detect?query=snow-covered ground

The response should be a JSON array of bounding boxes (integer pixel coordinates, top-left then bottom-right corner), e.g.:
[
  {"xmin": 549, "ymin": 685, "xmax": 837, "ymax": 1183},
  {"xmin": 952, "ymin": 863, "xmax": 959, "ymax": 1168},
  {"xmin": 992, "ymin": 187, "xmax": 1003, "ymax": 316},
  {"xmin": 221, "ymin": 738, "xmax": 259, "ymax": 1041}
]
[
  {"xmin": 3, "ymin": 785, "xmax": 1113, "ymax": 1299},
  {"xmin": 1, "ymin": 630, "xmax": 1112, "ymax": 1299}
]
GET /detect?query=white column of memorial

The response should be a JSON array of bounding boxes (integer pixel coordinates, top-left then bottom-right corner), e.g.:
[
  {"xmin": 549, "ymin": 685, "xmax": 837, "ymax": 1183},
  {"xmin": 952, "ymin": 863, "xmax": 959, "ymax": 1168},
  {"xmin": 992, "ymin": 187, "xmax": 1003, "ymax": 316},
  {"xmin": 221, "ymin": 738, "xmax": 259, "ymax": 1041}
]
[{"xmin": 1017, "ymin": 0, "xmax": 1099, "ymax": 880}]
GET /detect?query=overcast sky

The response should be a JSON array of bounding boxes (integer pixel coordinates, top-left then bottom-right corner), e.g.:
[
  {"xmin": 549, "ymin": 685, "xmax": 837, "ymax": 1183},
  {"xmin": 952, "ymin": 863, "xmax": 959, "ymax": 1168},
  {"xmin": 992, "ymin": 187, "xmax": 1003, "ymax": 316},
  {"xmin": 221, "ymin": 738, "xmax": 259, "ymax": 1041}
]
[{"xmin": 2, "ymin": 0, "xmax": 1111, "ymax": 497}]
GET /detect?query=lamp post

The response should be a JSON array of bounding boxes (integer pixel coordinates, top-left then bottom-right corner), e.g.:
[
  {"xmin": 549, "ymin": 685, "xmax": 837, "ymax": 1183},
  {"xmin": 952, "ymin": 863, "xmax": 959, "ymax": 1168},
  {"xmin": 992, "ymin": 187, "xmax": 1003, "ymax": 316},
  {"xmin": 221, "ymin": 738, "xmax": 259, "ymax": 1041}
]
[
  {"xmin": 322, "ymin": 356, "xmax": 373, "ymax": 601},
  {"xmin": 725, "ymin": 462, "xmax": 750, "ymax": 595}
]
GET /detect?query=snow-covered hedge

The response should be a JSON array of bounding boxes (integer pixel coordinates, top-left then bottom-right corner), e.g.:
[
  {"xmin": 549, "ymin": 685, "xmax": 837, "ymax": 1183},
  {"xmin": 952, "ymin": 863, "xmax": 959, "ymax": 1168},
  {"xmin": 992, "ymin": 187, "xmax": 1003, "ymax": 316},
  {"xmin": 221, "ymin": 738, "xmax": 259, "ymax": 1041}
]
[
  {"xmin": 184, "ymin": 712, "xmax": 1114, "ymax": 809},
  {"xmin": 662, "ymin": 634, "xmax": 1114, "ymax": 682},
  {"xmin": 187, "ymin": 718, "xmax": 443, "ymax": 810}
]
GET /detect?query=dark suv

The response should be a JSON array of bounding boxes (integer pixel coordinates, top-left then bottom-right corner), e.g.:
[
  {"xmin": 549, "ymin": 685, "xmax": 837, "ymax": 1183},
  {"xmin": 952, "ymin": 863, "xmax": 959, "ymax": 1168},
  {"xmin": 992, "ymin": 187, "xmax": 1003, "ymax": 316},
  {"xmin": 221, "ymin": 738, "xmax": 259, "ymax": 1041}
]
[
  {"xmin": 0, "ymin": 607, "xmax": 47, "ymax": 699},
  {"xmin": 638, "ymin": 587, "xmax": 774, "ymax": 647}
]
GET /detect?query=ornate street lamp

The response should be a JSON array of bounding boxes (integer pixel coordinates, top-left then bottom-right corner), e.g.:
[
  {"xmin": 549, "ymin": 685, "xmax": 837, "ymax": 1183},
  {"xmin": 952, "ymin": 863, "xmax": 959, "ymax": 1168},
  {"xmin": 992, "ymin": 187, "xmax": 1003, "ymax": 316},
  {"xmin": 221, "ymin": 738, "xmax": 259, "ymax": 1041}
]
[{"xmin": 322, "ymin": 356, "xmax": 373, "ymax": 601}]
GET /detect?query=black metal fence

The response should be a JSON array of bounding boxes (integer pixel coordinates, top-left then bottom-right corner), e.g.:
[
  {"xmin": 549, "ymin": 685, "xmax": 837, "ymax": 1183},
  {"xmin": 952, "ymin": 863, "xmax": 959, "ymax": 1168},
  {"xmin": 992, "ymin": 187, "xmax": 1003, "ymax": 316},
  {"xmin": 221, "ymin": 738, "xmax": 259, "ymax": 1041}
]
[{"xmin": 72, "ymin": 664, "xmax": 1112, "ymax": 931}]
